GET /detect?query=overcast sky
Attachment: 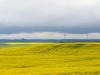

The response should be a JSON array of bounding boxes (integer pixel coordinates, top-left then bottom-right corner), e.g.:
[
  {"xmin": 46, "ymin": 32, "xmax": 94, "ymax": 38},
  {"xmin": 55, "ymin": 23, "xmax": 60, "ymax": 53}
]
[
  {"xmin": 0, "ymin": 0, "xmax": 100, "ymax": 34},
  {"xmin": 0, "ymin": 32, "xmax": 100, "ymax": 39}
]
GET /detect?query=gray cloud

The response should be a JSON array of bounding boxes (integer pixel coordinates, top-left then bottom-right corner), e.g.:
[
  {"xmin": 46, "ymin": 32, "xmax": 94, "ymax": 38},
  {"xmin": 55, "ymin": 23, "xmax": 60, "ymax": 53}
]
[
  {"xmin": 0, "ymin": 25, "xmax": 100, "ymax": 34},
  {"xmin": 0, "ymin": 0, "xmax": 100, "ymax": 33}
]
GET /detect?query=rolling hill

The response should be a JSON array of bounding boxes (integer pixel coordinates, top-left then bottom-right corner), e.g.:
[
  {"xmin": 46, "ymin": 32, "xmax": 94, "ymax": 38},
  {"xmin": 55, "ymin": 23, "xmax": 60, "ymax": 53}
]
[{"xmin": 0, "ymin": 42, "xmax": 100, "ymax": 75}]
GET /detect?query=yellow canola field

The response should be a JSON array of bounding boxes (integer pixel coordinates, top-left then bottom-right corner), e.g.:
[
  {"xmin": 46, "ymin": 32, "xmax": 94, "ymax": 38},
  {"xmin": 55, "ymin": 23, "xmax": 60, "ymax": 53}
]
[{"xmin": 0, "ymin": 42, "xmax": 100, "ymax": 75}]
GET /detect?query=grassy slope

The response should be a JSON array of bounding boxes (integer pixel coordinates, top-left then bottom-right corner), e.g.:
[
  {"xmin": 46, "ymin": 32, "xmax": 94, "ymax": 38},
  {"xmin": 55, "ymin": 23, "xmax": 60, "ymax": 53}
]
[{"xmin": 0, "ymin": 42, "xmax": 100, "ymax": 75}]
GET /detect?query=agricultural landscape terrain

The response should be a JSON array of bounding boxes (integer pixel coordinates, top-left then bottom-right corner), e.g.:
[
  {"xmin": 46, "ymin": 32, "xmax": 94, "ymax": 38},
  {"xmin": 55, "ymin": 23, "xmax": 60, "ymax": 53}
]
[{"xmin": 0, "ymin": 42, "xmax": 100, "ymax": 75}]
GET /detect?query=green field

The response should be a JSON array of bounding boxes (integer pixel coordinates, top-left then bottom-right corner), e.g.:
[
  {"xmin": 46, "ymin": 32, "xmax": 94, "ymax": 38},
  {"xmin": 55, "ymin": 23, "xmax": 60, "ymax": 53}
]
[{"xmin": 0, "ymin": 42, "xmax": 100, "ymax": 75}]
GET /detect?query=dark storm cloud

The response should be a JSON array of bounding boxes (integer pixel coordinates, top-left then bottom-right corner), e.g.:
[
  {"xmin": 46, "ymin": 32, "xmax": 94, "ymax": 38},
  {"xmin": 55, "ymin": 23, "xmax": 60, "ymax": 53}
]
[{"xmin": 0, "ymin": 25, "xmax": 100, "ymax": 34}]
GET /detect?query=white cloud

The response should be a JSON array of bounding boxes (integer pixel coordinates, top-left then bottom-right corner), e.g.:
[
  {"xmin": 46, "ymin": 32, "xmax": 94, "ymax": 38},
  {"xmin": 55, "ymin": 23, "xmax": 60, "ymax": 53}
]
[
  {"xmin": 0, "ymin": 0, "xmax": 99, "ymax": 27},
  {"xmin": 0, "ymin": 32, "xmax": 100, "ymax": 39}
]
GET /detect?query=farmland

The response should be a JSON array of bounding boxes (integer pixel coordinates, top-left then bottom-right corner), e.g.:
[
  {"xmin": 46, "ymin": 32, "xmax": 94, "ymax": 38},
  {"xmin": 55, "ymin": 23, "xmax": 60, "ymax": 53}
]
[{"xmin": 0, "ymin": 42, "xmax": 100, "ymax": 75}]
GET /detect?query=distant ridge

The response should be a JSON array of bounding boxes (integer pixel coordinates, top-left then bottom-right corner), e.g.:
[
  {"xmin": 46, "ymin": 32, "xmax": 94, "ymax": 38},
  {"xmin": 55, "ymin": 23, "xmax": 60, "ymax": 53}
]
[{"xmin": 0, "ymin": 39, "xmax": 100, "ymax": 43}]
